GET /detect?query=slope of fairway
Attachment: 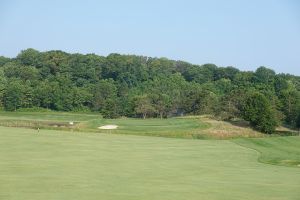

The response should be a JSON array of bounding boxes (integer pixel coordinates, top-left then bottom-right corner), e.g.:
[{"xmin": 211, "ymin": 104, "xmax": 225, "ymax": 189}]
[
  {"xmin": 234, "ymin": 137, "xmax": 300, "ymax": 167},
  {"xmin": 0, "ymin": 127, "xmax": 299, "ymax": 200}
]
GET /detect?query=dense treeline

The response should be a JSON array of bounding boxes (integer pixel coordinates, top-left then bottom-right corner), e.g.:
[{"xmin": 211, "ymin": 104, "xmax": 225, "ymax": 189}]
[{"xmin": 0, "ymin": 48, "xmax": 300, "ymax": 133}]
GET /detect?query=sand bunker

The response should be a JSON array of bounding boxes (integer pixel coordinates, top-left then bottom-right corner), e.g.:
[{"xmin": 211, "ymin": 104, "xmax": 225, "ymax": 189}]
[{"xmin": 98, "ymin": 125, "xmax": 118, "ymax": 129}]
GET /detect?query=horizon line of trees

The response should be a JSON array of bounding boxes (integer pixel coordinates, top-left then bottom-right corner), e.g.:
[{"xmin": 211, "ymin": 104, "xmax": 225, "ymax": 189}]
[{"xmin": 0, "ymin": 48, "xmax": 300, "ymax": 134}]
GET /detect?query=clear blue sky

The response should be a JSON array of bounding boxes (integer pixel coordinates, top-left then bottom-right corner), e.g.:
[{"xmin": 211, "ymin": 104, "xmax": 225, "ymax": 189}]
[{"xmin": 1, "ymin": 0, "xmax": 300, "ymax": 75}]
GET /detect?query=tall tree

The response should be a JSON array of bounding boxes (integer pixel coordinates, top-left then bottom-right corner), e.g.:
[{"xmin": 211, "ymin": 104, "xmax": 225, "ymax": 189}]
[
  {"xmin": 92, "ymin": 79, "xmax": 119, "ymax": 118},
  {"xmin": 3, "ymin": 80, "xmax": 24, "ymax": 111},
  {"xmin": 241, "ymin": 92, "xmax": 277, "ymax": 134},
  {"xmin": 0, "ymin": 68, "xmax": 7, "ymax": 107},
  {"xmin": 16, "ymin": 48, "xmax": 41, "ymax": 66},
  {"xmin": 296, "ymin": 113, "xmax": 300, "ymax": 133},
  {"xmin": 0, "ymin": 56, "xmax": 10, "ymax": 67},
  {"xmin": 134, "ymin": 95, "xmax": 156, "ymax": 119}
]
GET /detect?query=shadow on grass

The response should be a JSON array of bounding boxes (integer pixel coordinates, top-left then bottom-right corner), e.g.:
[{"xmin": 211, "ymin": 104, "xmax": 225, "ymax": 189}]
[
  {"xmin": 226, "ymin": 119, "xmax": 299, "ymax": 137},
  {"xmin": 226, "ymin": 119, "xmax": 251, "ymax": 128},
  {"xmin": 274, "ymin": 130, "xmax": 299, "ymax": 136}
]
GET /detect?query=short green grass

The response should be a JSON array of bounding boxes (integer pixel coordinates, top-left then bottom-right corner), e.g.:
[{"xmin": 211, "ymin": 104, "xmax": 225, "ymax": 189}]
[
  {"xmin": 0, "ymin": 126, "xmax": 299, "ymax": 200},
  {"xmin": 234, "ymin": 137, "xmax": 300, "ymax": 167}
]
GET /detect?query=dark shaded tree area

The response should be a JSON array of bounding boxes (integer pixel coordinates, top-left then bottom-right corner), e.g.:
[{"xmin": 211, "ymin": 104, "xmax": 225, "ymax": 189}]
[{"xmin": 1, "ymin": 48, "xmax": 300, "ymax": 133}]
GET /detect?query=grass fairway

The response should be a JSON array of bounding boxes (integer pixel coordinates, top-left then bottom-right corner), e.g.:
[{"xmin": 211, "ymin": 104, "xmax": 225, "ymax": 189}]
[{"xmin": 0, "ymin": 127, "xmax": 299, "ymax": 200}]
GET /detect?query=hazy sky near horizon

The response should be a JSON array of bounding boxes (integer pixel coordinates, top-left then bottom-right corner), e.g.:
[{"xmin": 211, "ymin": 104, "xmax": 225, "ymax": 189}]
[{"xmin": 0, "ymin": 0, "xmax": 300, "ymax": 75}]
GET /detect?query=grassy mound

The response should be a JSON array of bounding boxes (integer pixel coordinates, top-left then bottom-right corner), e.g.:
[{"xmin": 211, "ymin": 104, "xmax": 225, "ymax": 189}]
[{"xmin": 234, "ymin": 136, "xmax": 300, "ymax": 167}]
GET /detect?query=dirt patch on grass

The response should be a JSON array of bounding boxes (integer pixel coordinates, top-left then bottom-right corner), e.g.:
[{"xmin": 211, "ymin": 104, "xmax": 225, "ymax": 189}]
[{"xmin": 98, "ymin": 125, "xmax": 118, "ymax": 129}]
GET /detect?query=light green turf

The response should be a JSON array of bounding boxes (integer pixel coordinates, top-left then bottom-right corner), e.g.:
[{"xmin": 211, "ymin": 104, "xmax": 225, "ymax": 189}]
[
  {"xmin": 0, "ymin": 111, "xmax": 100, "ymax": 122},
  {"xmin": 234, "ymin": 136, "xmax": 300, "ymax": 167},
  {"xmin": 0, "ymin": 126, "xmax": 299, "ymax": 200}
]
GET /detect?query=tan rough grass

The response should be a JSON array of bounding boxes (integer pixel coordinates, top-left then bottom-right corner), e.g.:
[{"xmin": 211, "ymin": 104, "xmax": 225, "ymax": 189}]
[{"xmin": 192, "ymin": 116, "xmax": 265, "ymax": 139}]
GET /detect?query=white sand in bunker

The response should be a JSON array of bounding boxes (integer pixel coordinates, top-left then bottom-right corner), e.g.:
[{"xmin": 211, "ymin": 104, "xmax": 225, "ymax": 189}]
[{"xmin": 98, "ymin": 125, "xmax": 118, "ymax": 129}]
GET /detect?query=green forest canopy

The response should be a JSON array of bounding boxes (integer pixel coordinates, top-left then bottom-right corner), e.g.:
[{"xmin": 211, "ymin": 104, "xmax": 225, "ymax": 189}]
[{"xmin": 0, "ymin": 48, "xmax": 299, "ymax": 133}]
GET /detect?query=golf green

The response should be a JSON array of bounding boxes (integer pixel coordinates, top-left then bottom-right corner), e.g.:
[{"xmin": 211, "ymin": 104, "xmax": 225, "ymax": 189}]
[{"xmin": 0, "ymin": 126, "xmax": 299, "ymax": 200}]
